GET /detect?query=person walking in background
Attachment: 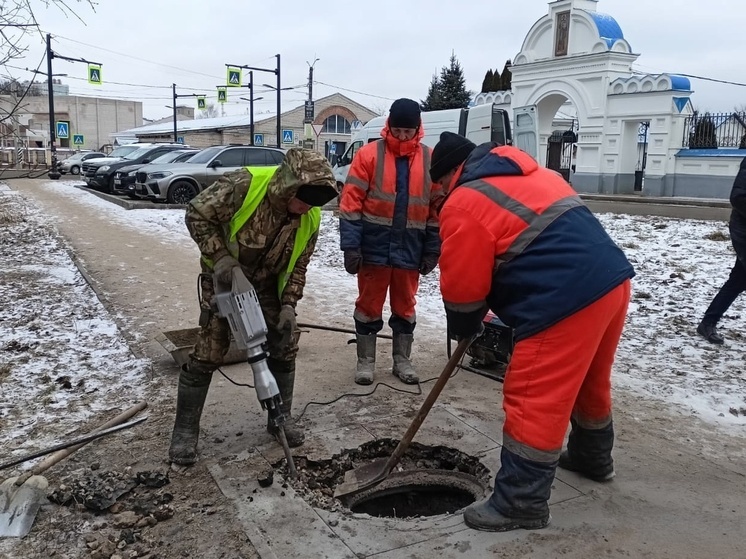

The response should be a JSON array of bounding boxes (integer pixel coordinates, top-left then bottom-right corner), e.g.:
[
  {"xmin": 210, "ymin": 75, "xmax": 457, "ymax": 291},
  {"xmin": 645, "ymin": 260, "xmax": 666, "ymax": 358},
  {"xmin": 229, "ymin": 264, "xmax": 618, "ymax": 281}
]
[
  {"xmin": 698, "ymin": 157, "xmax": 746, "ymax": 344},
  {"xmin": 339, "ymin": 98, "xmax": 443, "ymax": 386}
]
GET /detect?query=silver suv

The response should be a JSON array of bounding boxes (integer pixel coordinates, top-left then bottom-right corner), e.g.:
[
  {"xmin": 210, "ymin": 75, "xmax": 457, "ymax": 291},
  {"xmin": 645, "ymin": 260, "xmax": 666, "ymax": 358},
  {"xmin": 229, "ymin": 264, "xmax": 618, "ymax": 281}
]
[{"xmin": 134, "ymin": 145, "xmax": 286, "ymax": 204}]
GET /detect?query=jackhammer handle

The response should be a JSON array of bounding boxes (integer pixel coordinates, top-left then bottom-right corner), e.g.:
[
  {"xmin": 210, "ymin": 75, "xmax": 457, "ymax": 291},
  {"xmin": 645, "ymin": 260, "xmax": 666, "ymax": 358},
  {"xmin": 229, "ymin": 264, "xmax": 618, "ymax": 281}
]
[{"xmin": 382, "ymin": 338, "xmax": 471, "ymax": 476}]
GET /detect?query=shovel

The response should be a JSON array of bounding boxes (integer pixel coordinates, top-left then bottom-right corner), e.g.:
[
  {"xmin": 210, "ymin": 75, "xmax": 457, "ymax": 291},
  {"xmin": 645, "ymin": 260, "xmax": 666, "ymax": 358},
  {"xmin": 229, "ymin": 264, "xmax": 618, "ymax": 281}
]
[
  {"xmin": 0, "ymin": 401, "xmax": 147, "ymax": 538},
  {"xmin": 334, "ymin": 338, "xmax": 471, "ymax": 500}
]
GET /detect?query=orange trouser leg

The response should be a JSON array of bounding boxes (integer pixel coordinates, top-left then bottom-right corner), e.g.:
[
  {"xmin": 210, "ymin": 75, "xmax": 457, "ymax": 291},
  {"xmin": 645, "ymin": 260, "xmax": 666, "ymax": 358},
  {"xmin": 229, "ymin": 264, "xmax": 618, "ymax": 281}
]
[
  {"xmin": 389, "ymin": 268, "xmax": 419, "ymax": 323},
  {"xmin": 354, "ymin": 264, "xmax": 393, "ymax": 329},
  {"xmin": 502, "ymin": 280, "xmax": 631, "ymax": 459}
]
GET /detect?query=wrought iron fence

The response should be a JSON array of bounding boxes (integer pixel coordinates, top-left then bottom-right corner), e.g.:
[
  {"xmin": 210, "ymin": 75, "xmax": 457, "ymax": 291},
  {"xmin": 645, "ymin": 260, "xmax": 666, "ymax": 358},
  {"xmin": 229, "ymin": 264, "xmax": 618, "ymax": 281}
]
[{"xmin": 682, "ymin": 112, "xmax": 746, "ymax": 149}]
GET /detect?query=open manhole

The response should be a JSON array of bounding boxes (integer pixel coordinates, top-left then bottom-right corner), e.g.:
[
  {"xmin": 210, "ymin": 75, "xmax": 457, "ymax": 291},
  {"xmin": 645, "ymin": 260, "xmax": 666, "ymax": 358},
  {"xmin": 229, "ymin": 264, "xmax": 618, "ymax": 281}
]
[{"xmin": 278, "ymin": 439, "xmax": 491, "ymax": 519}]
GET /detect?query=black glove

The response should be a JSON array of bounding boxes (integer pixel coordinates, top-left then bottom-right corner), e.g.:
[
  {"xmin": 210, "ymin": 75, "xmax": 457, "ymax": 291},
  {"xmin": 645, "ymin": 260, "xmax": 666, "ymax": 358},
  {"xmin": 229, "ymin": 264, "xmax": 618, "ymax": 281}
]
[
  {"xmin": 419, "ymin": 253, "xmax": 439, "ymax": 275},
  {"xmin": 344, "ymin": 249, "xmax": 363, "ymax": 275},
  {"xmin": 446, "ymin": 304, "xmax": 487, "ymax": 341},
  {"xmin": 277, "ymin": 304, "xmax": 297, "ymax": 348}
]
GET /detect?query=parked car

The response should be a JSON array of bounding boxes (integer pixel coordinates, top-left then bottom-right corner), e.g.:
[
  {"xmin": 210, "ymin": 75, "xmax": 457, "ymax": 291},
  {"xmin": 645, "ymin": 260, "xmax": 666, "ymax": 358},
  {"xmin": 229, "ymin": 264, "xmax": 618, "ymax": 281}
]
[
  {"xmin": 134, "ymin": 145, "xmax": 286, "ymax": 204},
  {"xmin": 83, "ymin": 143, "xmax": 188, "ymax": 193},
  {"xmin": 58, "ymin": 151, "xmax": 106, "ymax": 175},
  {"xmin": 113, "ymin": 149, "xmax": 199, "ymax": 198}
]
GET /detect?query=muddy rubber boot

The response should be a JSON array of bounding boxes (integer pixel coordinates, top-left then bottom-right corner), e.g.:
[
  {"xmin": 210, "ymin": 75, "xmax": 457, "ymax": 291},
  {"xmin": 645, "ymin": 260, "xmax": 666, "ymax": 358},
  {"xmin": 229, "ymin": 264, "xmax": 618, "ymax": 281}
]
[
  {"xmin": 392, "ymin": 333, "xmax": 419, "ymax": 384},
  {"xmin": 355, "ymin": 333, "xmax": 376, "ymax": 386},
  {"xmin": 168, "ymin": 362, "xmax": 213, "ymax": 466},
  {"xmin": 266, "ymin": 359, "xmax": 305, "ymax": 448},
  {"xmin": 463, "ymin": 497, "xmax": 550, "ymax": 532},
  {"xmin": 558, "ymin": 419, "xmax": 615, "ymax": 481}
]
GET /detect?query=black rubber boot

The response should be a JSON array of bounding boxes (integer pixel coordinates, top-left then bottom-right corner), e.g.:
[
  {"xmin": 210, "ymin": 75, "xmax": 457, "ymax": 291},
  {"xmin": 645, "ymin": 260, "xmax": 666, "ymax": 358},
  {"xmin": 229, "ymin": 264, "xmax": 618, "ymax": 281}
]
[
  {"xmin": 464, "ymin": 447, "xmax": 553, "ymax": 532},
  {"xmin": 558, "ymin": 418, "xmax": 615, "ymax": 481},
  {"xmin": 168, "ymin": 361, "xmax": 213, "ymax": 466},
  {"xmin": 266, "ymin": 359, "xmax": 305, "ymax": 448},
  {"xmin": 697, "ymin": 321, "xmax": 724, "ymax": 345}
]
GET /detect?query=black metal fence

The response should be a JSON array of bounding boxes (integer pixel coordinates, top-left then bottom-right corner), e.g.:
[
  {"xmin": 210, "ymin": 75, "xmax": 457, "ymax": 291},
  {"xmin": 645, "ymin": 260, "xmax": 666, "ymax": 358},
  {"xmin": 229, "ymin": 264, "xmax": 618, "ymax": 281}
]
[{"xmin": 682, "ymin": 112, "xmax": 746, "ymax": 149}]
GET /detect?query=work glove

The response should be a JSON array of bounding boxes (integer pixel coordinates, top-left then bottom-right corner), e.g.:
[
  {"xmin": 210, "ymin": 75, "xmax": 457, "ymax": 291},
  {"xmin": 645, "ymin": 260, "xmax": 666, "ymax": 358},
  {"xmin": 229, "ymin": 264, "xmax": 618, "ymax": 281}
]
[
  {"xmin": 277, "ymin": 304, "xmax": 297, "ymax": 347},
  {"xmin": 419, "ymin": 253, "xmax": 439, "ymax": 276},
  {"xmin": 343, "ymin": 249, "xmax": 363, "ymax": 275},
  {"xmin": 213, "ymin": 254, "xmax": 241, "ymax": 285}
]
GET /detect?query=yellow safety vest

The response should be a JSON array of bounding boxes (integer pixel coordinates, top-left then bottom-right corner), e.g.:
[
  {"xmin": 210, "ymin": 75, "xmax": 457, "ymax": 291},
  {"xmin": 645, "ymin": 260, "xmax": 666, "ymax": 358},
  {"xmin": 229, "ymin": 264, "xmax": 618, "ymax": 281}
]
[{"xmin": 203, "ymin": 165, "xmax": 321, "ymax": 298}]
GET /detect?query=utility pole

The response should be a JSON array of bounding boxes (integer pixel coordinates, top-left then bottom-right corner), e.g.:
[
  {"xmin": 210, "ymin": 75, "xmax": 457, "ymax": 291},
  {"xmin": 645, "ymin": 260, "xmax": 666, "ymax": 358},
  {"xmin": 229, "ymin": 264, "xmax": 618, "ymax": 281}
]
[
  {"xmin": 43, "ymin": 33, "xmax": 102, "ymax": 179},
  {"xmin": 170, "ymin": 84, "xmax": 200, "ymax": 143},
  {"xmin": 305, "ymin": 58, "xmax": 319, "ymax": 150},
  {"xmin": 226, "ymin": 56, "xmax": 281, "ymax": 147}
]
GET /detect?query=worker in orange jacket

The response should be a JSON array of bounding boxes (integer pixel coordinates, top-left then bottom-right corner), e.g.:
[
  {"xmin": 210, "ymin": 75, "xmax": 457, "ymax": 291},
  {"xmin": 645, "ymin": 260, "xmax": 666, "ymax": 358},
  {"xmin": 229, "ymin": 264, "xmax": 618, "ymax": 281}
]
[
  {"xmin": 429, "ymin": 132, "xmax": 634, "ymax": 532},
  {"xmin": 339, "ymin": 98, "xmax": 443, "ymax": 386}
]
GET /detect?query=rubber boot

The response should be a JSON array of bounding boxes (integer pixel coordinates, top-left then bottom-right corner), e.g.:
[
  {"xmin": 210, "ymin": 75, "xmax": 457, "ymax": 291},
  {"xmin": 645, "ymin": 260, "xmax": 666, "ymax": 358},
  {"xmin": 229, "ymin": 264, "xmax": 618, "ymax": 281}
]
[
  {"xmin": 355, "ymin": 333, "xmax": 376, "ymax": 385},
  {"xmin": 168, "ymin": 361, "xmax": 213, "ymax": 466},
  {"xmin": 266, "ymin": 359, "xmax": 305, "ymax": 448},
  {"xmin": 392, "ymin": 333, "xmax": 419, "ymax": 384},
  {"xmin": 558, "ymin": 418, "xmax": 615, "ymax": 481},
  {"xmin": 464, "ymin": 447, "xmax": 553, "ymax": 532}
]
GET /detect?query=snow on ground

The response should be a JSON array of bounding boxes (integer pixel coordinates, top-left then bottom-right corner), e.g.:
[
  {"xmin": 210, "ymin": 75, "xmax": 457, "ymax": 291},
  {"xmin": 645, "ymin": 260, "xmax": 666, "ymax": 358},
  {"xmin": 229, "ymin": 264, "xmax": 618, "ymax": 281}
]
[
  {"xmin": 1, "ymin": 180, "xmax": 744, "ymax": 471},
  {"xmin": 0, "ymin": 187, "xmax": 149, "ymax": 466}
]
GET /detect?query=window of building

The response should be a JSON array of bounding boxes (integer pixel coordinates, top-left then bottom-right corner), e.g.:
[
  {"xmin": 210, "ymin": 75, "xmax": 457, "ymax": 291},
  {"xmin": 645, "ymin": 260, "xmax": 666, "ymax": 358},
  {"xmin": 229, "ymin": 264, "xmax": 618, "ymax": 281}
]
[{"xmin": 322, "ymin": 114, "xmax": 351, "ymax": 135}]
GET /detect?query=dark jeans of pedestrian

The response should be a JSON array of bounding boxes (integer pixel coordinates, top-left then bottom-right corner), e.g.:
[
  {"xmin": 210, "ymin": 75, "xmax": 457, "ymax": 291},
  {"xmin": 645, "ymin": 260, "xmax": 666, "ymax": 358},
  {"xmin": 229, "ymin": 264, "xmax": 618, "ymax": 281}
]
[{"xmin": 703, "ymin": 257, "xmax": 746, "ymax": 324}]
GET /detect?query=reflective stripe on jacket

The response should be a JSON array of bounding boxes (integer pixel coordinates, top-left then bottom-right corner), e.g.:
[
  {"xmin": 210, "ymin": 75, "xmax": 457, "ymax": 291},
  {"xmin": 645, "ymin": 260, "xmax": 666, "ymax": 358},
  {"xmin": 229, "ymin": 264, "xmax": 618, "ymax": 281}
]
[
  {"xmin": 439, "ymin": 143, "xmax": 635, "ymax": 341},
  {"xmin": 339, "ymin": 129, "xmax": 441, "ymax": 269},
  {"xmin": 203, "ymin": 165, "xmax": 321, "ymax": 298}
]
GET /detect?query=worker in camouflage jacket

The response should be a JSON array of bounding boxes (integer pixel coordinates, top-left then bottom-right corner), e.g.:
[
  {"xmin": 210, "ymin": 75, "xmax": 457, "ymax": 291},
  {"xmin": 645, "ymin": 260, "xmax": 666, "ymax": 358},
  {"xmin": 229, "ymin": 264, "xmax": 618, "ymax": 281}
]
[{"xmin": 169, "ymin": 148, "xmax": 338, "ymax": 466}]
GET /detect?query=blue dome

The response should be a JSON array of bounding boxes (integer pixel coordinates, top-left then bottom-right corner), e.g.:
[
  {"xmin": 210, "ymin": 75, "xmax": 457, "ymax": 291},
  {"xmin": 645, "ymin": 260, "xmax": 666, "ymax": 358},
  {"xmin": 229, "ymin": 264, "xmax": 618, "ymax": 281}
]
[
  {"xmin": 669, "ymin": 75, "xmax": 691, "ymax": 91},
  {"xmin": 583, "ymin": 11, "xmax": 627, "ymax": 49}
]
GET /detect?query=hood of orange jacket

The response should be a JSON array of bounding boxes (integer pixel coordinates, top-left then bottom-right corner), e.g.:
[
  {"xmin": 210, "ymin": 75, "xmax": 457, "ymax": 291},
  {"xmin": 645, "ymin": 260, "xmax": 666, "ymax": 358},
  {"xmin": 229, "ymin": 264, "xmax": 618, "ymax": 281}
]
[{"xmin": 381, "ymin": 120, "xmax": 424, "ymax": 158}]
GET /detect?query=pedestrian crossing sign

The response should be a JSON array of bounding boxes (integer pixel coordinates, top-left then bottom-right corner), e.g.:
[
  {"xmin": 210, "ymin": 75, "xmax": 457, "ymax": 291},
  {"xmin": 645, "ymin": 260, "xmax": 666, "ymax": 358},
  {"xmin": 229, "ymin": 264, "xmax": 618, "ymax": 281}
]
[
  {"xmin": 282, "ymin": 129, "xmax": 294, "ymax": 144},
  {"xmin": 227, "ymin": 67, "xmax": 242, "ymax": 87},
  {"xmin": 217, "ymin": 87, "xmax": 227, "ymax": 104},
  {"xmin": 87, "ymin": 64, "xmax": 102, "ymax": 85},
  {"xmin": 254, "ymin": 134, "xmax": 264, "ymax": 146},
  {"xmin": 197, "ymin": 96, "xmax": 206, "ymax": 110},
  {"xmin": 56, "ymin": 121, "xmax": 69, "ymax": 139},
  {"xmin": 73, "ymin": 134, "xmax": 84, "ymax": 146}
]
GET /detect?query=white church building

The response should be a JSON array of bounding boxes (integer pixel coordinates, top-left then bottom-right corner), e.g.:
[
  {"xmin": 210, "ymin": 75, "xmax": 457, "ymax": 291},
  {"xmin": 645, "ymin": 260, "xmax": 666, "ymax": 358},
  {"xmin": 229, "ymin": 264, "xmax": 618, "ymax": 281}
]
[{"xmin": 475, "ymin": 0, "xmax": 746, "ymax": 198}]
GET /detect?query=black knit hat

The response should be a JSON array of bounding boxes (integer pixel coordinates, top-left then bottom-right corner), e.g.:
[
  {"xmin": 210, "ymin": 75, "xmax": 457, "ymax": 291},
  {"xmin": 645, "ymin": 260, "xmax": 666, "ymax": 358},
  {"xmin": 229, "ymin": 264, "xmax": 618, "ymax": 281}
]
[
  {"xmin": 295, "ymin": 183, "xmax": 339, "ymax": 207},
  {"xmin": 430, "ymin": 132, "xmax": 477, "ymax": 182},
  {"xmin": 388, "ymin": 98, "xmax": 421, "ymax": 129}
]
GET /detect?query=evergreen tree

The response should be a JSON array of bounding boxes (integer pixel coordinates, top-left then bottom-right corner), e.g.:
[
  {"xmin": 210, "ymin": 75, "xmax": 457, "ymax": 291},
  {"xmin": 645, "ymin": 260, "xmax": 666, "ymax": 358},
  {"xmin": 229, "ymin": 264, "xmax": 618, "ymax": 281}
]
[
  {"xmin": 481, "ymin": 69, "xmax": 494, "ymax": 93},
  {"xmin": 490, "ymin": 69, "xmax": 502, "ymax": 92},
  {"xmin": 437, "ymin": 52, "xmax": 473, "ymax": 109},
  {"xmin": 688, "ymin": 113, "xmax": 718, "ymax": 148},
  {"xmin": 420, "ymin": 73, "xmax": 442, "ymax": 112},
  {"xmin": 500, "ymin": 60, "xmax": 513, "ymax": 91}
]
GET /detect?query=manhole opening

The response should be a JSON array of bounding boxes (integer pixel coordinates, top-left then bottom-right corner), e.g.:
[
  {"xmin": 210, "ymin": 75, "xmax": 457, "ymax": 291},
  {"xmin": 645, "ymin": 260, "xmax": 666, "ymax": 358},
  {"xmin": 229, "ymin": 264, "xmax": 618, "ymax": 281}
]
[
  {"xmin": 347, "ymin": 475, "xmax": 482, "ymax": 518},
  {"xmin": 276, "ymin": 439, "xmax": 491, "ymax": 517}
]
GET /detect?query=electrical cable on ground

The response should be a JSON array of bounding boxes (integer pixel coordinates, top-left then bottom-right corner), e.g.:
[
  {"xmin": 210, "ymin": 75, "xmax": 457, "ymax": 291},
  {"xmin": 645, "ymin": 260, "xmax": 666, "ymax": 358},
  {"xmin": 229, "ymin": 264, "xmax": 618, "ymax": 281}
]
[{"xmin": 214, "ymin": 339, "xmax": 472, "ymax": 423}]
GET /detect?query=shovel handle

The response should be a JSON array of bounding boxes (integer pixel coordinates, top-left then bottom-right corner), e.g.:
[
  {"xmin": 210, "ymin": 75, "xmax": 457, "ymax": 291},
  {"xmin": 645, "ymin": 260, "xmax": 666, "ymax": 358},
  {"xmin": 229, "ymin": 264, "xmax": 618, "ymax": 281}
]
[
  {"xmin": 381, "ymin": 338, "xmax": 471, "ymax": 477},
  {"xmin": 14, "ymin": 401, "xmax": 148, "ymax": 485}
]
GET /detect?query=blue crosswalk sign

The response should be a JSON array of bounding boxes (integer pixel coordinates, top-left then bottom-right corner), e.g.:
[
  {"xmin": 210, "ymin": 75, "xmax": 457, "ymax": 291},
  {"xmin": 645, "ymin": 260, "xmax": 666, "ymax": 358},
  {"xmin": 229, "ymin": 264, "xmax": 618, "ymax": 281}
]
[
  {"xmin": 282, "ymin": 129, "xmax": 294, "ymax": 144},
  {"xmin": 254, "ymin": 134, "xmax": 264, "ymax": 146},
  {"xmin": 56, "ymin": 122, "xmax": 69, "ymax": 139}
]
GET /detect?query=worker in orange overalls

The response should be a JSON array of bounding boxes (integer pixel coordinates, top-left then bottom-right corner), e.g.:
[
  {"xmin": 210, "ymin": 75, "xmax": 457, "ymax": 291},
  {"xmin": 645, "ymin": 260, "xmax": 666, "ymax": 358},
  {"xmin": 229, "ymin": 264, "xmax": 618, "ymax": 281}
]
[
  {"xmin": 429, "ymin": 132, "xmax": 635, "ymax": 532},
  {"xmin": 339, "ymin": 99, "xmax": 443, "ymax": 386}
]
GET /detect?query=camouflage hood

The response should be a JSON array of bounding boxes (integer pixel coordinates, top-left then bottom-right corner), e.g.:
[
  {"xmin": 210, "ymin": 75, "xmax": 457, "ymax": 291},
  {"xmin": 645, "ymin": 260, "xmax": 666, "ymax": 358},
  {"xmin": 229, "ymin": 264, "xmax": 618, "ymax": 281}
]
[{"xmin": 267, "ymin": 148, "xmax": 338, "ymax": 210}]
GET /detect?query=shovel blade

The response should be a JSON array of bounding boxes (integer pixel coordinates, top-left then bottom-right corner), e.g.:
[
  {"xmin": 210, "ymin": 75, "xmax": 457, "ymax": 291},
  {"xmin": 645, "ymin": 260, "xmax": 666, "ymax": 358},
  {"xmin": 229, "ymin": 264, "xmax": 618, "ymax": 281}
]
[
  {"xmin": 333, "ymin": 458, "xmax": 390, "ymax": 500},
  {"xmin": 0, "ymin": 475, "xmax": 48, "ymax": 538}
]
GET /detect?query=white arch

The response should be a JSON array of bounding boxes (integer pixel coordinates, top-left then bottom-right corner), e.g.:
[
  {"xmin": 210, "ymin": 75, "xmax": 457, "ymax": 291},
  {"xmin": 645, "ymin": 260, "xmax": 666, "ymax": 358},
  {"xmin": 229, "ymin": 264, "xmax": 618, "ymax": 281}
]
[{"xmin": 524, "ymin": 79, "xmax": 593, "ymax": 124}]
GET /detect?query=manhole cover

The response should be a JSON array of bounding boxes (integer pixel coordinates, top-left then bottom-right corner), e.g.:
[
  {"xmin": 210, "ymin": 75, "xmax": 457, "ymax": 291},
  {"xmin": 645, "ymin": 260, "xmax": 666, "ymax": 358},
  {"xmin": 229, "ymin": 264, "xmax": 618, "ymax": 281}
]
[{"xmin": 277, "ymin": 439, "xmax": 490, "ymax": 518}]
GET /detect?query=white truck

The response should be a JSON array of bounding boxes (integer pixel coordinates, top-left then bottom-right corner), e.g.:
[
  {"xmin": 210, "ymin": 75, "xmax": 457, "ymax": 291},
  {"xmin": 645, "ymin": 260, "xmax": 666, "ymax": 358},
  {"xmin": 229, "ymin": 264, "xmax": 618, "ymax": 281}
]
[{"xmin": 332, "ymin": 103, "xmax": 539, "ymax": 187}]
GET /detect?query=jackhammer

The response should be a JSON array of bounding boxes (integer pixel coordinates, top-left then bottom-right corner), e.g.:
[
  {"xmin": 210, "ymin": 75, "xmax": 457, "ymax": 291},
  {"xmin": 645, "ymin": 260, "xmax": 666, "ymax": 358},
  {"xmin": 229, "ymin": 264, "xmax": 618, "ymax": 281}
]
[{"xmin": 213, "ymin": 267, "xmax": 297, "ymax": 478}]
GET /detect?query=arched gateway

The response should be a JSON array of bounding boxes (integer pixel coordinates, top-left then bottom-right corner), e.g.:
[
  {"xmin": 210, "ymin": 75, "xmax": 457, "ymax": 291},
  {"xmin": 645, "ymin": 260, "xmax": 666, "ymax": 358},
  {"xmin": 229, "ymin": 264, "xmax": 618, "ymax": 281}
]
[{"xmin": 475, "ymin": 0, "xmax": 694, "ymax": 196}]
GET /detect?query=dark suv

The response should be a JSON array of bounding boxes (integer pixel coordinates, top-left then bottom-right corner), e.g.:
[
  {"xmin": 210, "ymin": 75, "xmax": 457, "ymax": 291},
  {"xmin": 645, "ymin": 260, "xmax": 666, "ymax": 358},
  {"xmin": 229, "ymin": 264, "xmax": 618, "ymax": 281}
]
[
  {"xmin": 113, "ymin": 149, "xmax": 199, "ymax": 197},
  {"xmin": 134, "ymin": 145, "xmax": 285, "ymax": 204},
  {"xmin": 83, "ymin": 143, "xmax": 187, "ymax": 193}
]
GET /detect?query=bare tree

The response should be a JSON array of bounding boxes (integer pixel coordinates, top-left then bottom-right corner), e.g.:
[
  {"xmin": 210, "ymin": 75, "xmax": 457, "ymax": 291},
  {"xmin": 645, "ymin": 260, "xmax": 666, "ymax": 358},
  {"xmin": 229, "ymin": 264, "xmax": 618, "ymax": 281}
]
[
  {"xmin": 0, "ymin": 1, "xmax": 95, "ymax": 172},
  {"xmin": 197, "ymin": 103, "xmax": 219, "ymax": 119}
]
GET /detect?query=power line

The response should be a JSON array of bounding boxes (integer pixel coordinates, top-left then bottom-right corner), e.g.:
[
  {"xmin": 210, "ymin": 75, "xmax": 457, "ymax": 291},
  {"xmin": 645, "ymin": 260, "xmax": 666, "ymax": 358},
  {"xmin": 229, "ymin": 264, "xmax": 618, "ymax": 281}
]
[
  {"xmin": 313, "ymin": 80, "xmax": 395, "ymax": 101},
  {"xmin": 631, "ymin": 65, "xmax": 746, "ymax": 88}
]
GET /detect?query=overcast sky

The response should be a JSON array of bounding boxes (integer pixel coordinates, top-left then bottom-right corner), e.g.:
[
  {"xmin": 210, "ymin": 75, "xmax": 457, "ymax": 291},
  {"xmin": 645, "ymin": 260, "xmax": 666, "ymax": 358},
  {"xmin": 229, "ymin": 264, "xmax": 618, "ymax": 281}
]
[{"xmin": 7, "ymin": 0, "xmax": 745, "ymax": 121}]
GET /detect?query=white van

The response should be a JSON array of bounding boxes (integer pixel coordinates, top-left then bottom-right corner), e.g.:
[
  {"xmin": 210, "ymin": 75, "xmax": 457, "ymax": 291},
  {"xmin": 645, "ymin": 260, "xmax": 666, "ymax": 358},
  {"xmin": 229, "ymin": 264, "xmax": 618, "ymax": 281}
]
[{"xmin": 332, "ymin": 103, "xmax": 512, "ymax": 186}]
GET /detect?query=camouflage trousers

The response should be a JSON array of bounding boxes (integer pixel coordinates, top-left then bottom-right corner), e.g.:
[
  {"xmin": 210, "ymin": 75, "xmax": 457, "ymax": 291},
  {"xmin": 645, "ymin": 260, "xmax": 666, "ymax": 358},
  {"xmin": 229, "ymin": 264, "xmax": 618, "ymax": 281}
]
[{"xmin": 190, "ymin": 264, "xmax": 298, "ymax": 369}]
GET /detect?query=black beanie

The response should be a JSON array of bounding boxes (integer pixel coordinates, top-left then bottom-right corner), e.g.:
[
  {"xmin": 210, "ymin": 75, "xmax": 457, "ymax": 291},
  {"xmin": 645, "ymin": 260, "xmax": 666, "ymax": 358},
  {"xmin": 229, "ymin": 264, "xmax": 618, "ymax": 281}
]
[
  {"xmin": 430, "ymin": 132, "xmax": 477, "ymax": 182},
  {"xmin": 388, "ymin": 98, "xmax": 421, "ymax": 129},
  {"xmin": 295, "ymin": 183, "xmax": 339, "ymax": 207}
]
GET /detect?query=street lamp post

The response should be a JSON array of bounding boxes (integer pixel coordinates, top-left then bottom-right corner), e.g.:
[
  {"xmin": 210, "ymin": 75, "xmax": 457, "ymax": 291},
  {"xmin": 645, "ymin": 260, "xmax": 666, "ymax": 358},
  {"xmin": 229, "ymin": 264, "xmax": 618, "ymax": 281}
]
[
  {"xmin": 171, "ymin": 84, "xmax": 201, "ymax": 143},
  {"xmin": 225, "ymin": 55, "xmax": 281, "ymax": 147}
]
